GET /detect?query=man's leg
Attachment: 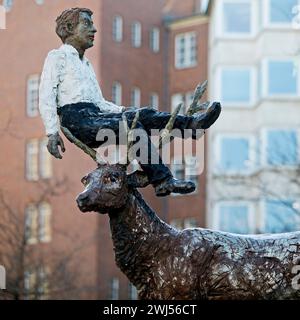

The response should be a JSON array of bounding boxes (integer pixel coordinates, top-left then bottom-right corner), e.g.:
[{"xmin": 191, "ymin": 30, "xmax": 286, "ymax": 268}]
[
  {"xmin": 59, "ymin": 103, "xmax": 195, "ymax": 196},
  {"xmin": 124, "ymin": 102, "xmax": 221, "ymax": 138}
]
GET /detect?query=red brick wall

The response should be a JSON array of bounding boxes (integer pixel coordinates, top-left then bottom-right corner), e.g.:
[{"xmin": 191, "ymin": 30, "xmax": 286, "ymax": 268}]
[{"xmin": 0, "ymin": 0, "xmax": 102, "ymax": 299}]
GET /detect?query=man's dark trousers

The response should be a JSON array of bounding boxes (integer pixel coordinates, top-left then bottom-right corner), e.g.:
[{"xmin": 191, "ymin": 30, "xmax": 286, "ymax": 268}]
[{"xmin": 58, "ymin": 102, "xmax": 198, "ymax": 186}]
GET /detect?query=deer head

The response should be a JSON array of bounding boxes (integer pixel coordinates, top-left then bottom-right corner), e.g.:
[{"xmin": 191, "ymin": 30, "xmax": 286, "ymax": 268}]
[{"xmin": 76, "ymin": 163, "xmax": 129, "ymax": 213}]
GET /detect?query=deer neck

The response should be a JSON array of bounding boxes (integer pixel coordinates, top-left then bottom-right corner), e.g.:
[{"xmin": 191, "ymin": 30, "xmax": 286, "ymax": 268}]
[{"xmin": 108, "ymin": 188, "xmax": 174, "ymax": 288}]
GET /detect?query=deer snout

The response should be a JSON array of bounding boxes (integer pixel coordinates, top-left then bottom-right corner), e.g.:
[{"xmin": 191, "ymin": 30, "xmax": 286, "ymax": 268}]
[{"xmin": 76, "ymin": 192, "xmax": 91, "ymax": 212}]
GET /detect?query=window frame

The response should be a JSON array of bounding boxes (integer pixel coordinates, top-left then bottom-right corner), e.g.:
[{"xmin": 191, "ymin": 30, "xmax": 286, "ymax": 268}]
[
  {"xmin": 149, "ymin": 92, "xmax": 159, "ymax": 109},
  {"xmin": 26, "ymin": 139, "xmax": 39, "ymax": 181},
  {"xmin": 112, "ymin": 15, "xmax": 123, "ymax": 42},
  {"xmin": 217, "ymin": 0, "xmax": 255, "ymax": 38},
  {"xmin": 216, "ymin": 66, "xmax": 257, "ymax": 107},
  {"xmin": 25, "ymin": 204, "xmax": 39, "ymax": 245},
  {"xmin": 39, "ymin": 138, "xmax": 52, "ymax": 179},
  {"xmin": 26, "ymin": 74, "xmax": 40, "ymax": 117},
  {"xmin": 261, "ymin": 199, "xmax": 300, "ymax": 233},
  {"xmin": 171, "ymin": 155, "xmax": 199, "ymax": 196},
  {"xmin": 175, "ymin": 31, "xmax": 197, "ymax": 70},
  {"xmin": 128, "ymin": 283, "xmax": 138, "ymax": 300},
  {"xmin": 131, "ymin": 21, "xmax": 142, "ymax": 48},
  {"xmin": 261, "ymin": 58, "xmax": 300, "ymax": 99},
  {"xmin": 112, "ymin": 82, "xmax": 122, "ymax": 105},
  {"xmin": 263, "ymin": 0, "xmax": 300, "ymax": 28},
  {"xmin": 2, "ymin": 0, "xmax": 13, "ymax": 12},
  {"xmin": 149, "ymin": 27, "xmax": 160, "ymax": 53},
  {"xmin": 130, "ymin": 87, "xmax": 141, "ymax": 107},
  {"xmin": 215, "ymin": 133, "xmax": 256, "ymax": 175},
  {"xmin": 110, "ymin": 278, "xmax": 119, "ymax": 300},
  {"xmin": 38, "ymin": 202, "xmax": 52, "ymax": 243},
  {"xmin": 260, "ymin": 127, "xmax": 300, "ymax": 168},
  {"xmin": 213, "ymin": 201, "xmax": 256, "ymax": 234}
]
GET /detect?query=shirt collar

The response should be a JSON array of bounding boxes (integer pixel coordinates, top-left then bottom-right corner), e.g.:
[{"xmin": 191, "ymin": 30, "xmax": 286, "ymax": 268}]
[{"xmin": 60, "ymin": 44, "xmax": 90, "ymax": 64}]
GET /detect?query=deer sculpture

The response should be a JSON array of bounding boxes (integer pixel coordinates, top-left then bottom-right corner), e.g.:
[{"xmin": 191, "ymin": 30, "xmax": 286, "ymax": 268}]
[{"xmin": 62, "ymin": 82, "xmax": 300, "ymax": 300}]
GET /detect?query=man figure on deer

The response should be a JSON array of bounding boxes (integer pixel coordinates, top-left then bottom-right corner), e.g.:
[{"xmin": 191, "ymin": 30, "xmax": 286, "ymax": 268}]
[{"xmin": 39, "ymin": 8, "xmax": 221, "ymax": 197}]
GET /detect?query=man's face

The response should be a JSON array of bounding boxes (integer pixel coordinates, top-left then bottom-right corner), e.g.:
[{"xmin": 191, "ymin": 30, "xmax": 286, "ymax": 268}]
[{"xmin": 71, "ymin": 12, "xmax": 97, "ymax": 49}]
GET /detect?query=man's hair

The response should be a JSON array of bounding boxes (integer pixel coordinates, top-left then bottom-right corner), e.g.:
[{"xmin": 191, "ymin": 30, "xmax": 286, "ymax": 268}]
[{"xmin": 56, "ymin": 7, "xmax": 93, "ymax": 43}]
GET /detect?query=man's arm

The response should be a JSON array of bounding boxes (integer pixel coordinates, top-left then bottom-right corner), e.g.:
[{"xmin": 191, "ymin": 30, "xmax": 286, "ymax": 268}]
[{"xmin": 39, "ymin": 50, "xmax": 65, "ymax": 159}]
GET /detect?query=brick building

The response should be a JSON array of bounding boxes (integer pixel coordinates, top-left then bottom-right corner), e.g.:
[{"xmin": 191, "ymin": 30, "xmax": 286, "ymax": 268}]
[{"xmin": 0, "ymin": 0, "xmax": 208, "ymax": 300}]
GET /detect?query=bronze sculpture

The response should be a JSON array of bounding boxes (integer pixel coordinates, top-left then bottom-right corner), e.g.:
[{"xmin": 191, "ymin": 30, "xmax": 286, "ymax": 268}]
[
  {"xmin": 39, "ymin": 8, "xmax": 221, "ymax": 197},
  {"xmin": 39, "ymin": 7, "xmax": 300, "ymax": 300}
]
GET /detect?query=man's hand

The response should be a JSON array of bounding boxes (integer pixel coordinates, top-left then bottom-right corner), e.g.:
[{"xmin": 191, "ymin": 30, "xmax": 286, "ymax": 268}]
[{"xmin": 47, "ymin": 132, "xmax": 66, "ymax": 159}]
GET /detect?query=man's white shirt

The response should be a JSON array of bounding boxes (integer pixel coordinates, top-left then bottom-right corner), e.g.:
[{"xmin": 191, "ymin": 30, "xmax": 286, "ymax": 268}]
[{"xmin": 39, "ymin": 44, "xmax": 123, "ymax": 135}]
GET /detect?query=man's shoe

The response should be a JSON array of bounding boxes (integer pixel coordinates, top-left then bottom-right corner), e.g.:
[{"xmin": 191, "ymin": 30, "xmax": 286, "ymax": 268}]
[
  {"xmin": 190, "ymin": 102, "xmax": 221, "ymax": 130},
  {"xmin": 154, "ymin": 177, "xmax": 196, "ymax": 197}
]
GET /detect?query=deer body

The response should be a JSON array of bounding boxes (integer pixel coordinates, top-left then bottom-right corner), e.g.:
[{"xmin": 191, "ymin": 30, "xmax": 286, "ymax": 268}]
[
  {"xmin": 101, "ymin": 181, "xmax": 300, "ymax": 300},
  {"xmin": 73, "ymin": 154, "xmax": 300, "ymax": 300}
]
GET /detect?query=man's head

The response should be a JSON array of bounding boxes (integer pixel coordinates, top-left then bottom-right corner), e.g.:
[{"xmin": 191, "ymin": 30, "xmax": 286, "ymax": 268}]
[{"xmin": 56, "ymin": 8, "xmax": 97, "ymax": 49}]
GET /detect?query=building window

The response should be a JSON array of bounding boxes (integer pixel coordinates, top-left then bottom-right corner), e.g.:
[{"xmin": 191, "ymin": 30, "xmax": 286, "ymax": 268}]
[
  {"xmin": 171, "ymin": 91, "xmax": 194, "ymax": 114},
  {"xmin": 112, "ymin": 82, "xmax": 122, "ymax": 105},
  {"xmin": 264, "ymin": 200, "xmax": 299, "ymax": 233},
  {"xmin": 149, "ymin": 27, "xmax": 160, "ymax": 53},
  {"xmin": 25, "ymin": 202, "xmax": 52, "ymax": 244},
  {"xmin": 216, "ymin": 135, "xmax": 255, "ymax": 173},
  {"xmin": 172, "ymin": 158, "xmax": 185, "ymax": 180},
  {"xmin": 35, "ymin": 0, "xmax": 44, "ymax": 5},
  {"xmin": 26, "ymin": 138, "xmax": 52, "ymax": 181},
  {"xmin": 2, "ymin": 0, "xmax": 13, "ymax": 12},
  {"xmin": 264, "ymin": 129, "xmax": 298, "ymax": 166},
  {"xmin": 185, "ymin": 156, "xmax": 199, "ymax": 189},
  {"xmin": 25, "ymin": 204, "xmax": 39, "ymax": 245},
  {"xmin": 131, "ymin": 87, "xmax": 141, "ymax": 107},
  {"xmin": 27, "ymin": 74, "xmax": 40, "ymax": 117},
  {"xmin": 110, "ymin": 278, "xmax": 119, "ymax": 300},
  {"xmin": 171, "ymin": 156, "xmax": 199, "ymax": 193},
  {"xmin": 38, "ymin": 202, "xmax": 52, "ymax": 243},
  {"xmin": 39, "ymin": 138, "xmax": 52, "ymax": 179},
  {"xmin": 265, "ymin": 0, "xmax": 298, "ymax": 26},
  {"xmin": 24, "ymin": 269, "xmax": 36, "ymax": 300},
  {"xmin": 128, "ymin": 283, "xmax": 138, "ymax": 300},
  {"xmin": 112, "ymin": 15, "xmax": 123, "ymax": 42},
  {"xmin": 221, "ymin": 0, "xmax": 252, "ymax": 35},
  {"xmin": 220, "ymin": 67, "xmax": 254, "ymax": 106},
  {"xmin": 149, "ymin": 93, "xmax": 159, "ymax": 109},
  {"xmin": 26, "ymin": 139, "xmax": 39, "ymax": 181},
  {"xmin": 24, "ymin": 266, "xmax": 49, "ymax": 300},
  {"xmin": 175, "ymin": 32, "xmax": 197, "ymax": 69},
  {"xmin": 265, "ymin": 60, "xmax": 298, "ymax": 96},
  {"xmin": 131, "ymin": 21, "xmax": 142, "ymax": 48},
  {"xmin": 215, "ymin": 202, "xmax": 254, "ymax": 234}
]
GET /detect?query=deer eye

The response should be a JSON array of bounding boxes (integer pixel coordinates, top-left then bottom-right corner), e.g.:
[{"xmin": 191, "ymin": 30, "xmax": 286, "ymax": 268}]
[{"xmin": 110, "ymin": 173, "xmax": 120, "ymax": 183}]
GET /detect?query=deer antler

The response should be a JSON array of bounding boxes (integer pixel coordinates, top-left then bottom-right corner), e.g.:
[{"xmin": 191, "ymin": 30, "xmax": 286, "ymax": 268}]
[
  {"xmin": 157, "ymin": 103, "xmax": 182, "ymax": 149},
  {"xmin": 121, "ymin": 111, "xmax": 140, "ymax": 164},
  {"xmin": 60, "ymin": 126, "xmax": 107, "ymax": 164},
  {"xmin": 186, "ymin": 80, "xmax": 209, "ymax": 116}
]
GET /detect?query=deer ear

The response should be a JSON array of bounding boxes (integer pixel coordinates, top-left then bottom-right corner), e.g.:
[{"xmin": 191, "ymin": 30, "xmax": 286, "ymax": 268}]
[{"xmin": 127, "ymin": 171, "xmax": 150, "ymax": 188}]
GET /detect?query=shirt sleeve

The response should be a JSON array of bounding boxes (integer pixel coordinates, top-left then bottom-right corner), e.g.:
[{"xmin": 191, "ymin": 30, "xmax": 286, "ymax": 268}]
[{"xmin": 39, "ymin": 50, "xmax": 65, "ymax": 135}]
